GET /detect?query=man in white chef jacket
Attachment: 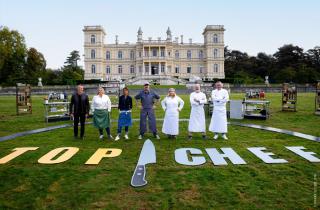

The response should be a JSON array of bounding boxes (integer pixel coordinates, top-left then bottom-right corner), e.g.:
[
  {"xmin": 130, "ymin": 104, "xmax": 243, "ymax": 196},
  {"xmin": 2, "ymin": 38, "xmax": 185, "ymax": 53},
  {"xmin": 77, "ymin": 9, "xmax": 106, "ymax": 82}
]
[
  {"xmin": 209, "ymin": 81, "xmax": 229, "ymax": 140},
  {"xmin": 188, "ymin": 84, "xmax": 207, "ymax": 140}
]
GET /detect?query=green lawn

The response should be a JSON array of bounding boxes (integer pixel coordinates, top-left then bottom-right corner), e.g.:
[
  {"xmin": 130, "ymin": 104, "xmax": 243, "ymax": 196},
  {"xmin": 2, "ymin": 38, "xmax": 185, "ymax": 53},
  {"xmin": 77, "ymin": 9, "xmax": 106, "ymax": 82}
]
[{"xmin": 0, "ymin": 93, "xmax": 319, "ymax": 209}]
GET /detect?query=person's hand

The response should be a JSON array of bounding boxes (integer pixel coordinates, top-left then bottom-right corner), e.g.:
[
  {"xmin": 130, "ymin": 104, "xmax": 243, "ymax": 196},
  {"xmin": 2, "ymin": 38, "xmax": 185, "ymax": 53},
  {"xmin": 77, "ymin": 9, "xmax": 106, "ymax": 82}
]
[
  {"xmin": 177, "ymin": 108, "xmax": 180, "ymax": 112},
  {"xmin": 70, "ymin": 113, "xmax": 74, "ymax": 118}
]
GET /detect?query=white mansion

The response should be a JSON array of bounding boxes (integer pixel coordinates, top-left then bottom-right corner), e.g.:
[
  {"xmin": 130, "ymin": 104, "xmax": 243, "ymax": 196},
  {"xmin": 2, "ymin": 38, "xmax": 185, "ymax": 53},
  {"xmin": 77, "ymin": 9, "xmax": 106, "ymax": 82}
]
[{"xmin": 83, "ymin": 25, "xmax": 225, "ymax": 84}]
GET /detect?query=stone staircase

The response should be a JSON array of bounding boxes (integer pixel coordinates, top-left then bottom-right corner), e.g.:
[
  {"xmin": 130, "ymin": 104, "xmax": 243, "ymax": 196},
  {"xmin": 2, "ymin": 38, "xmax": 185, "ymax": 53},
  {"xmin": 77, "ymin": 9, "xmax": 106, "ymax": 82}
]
[{"xmin": 125, "ymin": 75, "xmax": 187, "ymax": 85}]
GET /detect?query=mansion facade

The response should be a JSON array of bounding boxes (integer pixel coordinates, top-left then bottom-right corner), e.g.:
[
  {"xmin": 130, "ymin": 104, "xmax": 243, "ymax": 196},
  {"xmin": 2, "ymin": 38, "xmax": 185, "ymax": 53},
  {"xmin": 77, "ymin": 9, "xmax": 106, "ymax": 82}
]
[{"xmin": 83, "ymin": 25, "xmax": 225, "ymax": 83}]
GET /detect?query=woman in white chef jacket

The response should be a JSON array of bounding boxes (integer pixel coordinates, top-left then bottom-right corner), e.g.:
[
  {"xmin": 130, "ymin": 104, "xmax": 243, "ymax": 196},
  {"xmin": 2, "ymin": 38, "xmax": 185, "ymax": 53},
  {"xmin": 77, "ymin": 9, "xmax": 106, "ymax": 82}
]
[
  {"xmin": 209, "ymin": 81, "xmax": 229, "ymax": 140},
  {"xmin": 161, "ymin": 88, "xmax": 184, "ymax": 139}
]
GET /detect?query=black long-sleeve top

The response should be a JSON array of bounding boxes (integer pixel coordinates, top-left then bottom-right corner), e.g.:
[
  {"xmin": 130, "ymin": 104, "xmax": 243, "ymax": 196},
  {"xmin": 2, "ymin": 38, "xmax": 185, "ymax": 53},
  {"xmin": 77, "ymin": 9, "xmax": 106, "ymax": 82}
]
[
  {"xmin": 70, "ymin": 93, "xmax": 90, "ymax": 115},
  {"xmin": 118, "ymin": 95, "xmax": 132, "ymax": 111}
]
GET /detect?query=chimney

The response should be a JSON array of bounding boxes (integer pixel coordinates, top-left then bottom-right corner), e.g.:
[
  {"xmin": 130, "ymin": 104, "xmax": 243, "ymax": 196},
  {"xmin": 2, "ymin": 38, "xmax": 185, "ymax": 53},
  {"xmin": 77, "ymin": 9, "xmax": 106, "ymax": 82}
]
[
  {"xmin": 189, "ymin": 38, "xmax": 192, "ymax": 44},
  {"xmin": 115, "ymin": 35, "xmax": 118, "ymax": 44},
  {"xmin": 180, "ymin": 35, "xmax": 183, "ymax": 44}
]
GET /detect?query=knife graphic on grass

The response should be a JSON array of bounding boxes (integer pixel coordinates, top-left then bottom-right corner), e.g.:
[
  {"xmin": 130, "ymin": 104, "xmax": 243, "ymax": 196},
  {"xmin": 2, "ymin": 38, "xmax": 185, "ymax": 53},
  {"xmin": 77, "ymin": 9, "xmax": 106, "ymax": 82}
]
[{"xmin": 131, "ymin": 139, "xmax": 156, "ymax": 187}]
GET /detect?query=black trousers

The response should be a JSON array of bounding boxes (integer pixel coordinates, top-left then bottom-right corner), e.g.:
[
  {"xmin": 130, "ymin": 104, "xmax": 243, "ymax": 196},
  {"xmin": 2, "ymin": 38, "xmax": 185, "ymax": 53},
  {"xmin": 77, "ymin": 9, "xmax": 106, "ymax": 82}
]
[
  {"xmin": 99, "ymin": 127, "xmax": 111, "ymax": 136},
  {"xmin": 74, "ymin": 113, "xmax": 86, "ymax": 137}
]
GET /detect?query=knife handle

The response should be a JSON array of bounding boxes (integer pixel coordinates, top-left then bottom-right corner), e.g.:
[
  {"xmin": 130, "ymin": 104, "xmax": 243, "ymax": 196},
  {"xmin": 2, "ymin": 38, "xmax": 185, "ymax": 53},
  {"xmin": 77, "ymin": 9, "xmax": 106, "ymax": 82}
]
[{"xmin": 131, "ymin": 164, "xmax": 147, "ymax": 187}]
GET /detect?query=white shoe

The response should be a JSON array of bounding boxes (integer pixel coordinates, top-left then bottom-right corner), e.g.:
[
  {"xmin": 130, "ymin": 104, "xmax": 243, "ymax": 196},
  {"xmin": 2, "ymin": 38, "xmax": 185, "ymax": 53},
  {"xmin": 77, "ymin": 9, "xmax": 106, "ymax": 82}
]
[
  {"xmin": 115, "ymin": 135, "xmax": 120, "ymax": 141},
  {"xmin": 222, "ymin": 134, "xmax": 228, "ymax": 140},
  {"xmin": 213, "ymin": 134, "xmax": 218, "ymax": 140},
  {"xmin": 99, "ymin": 135, "xmax": 104, "ymax": 140},
  {"xmin": 124, "ymin": 134, "xmax": 129, "ymax": 140},
  {"xmin": 155, "ymin": 134, "xmax": 160, "ymax": 140},
  {"xmin": 138, "ymin": 135, "xmax": 143, "ymax": 140}
]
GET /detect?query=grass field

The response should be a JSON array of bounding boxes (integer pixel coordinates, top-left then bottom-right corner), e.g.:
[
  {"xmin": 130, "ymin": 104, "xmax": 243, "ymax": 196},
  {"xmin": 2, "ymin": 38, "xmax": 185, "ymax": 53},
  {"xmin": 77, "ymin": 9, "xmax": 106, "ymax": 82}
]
[{"xmin": 0, "ymin": 93, "xmax": 319, "ymax": 209}]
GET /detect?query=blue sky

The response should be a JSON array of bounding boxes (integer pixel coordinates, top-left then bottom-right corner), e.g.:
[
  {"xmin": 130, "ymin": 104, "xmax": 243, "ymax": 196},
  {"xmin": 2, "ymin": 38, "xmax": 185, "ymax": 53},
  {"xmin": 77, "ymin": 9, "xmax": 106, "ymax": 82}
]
[{"xmin": 1, "ymin": 0, "xmax": 319, "ymax": 69}]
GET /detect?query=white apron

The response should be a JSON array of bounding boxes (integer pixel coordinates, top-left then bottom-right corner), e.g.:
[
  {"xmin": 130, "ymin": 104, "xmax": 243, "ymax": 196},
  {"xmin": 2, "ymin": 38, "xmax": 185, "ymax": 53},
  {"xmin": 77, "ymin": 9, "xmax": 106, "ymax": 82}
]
[
  {"xmin": 161, "ymin": 96, "xmax": 184, "ymax": 135},
  {"xmin": 188, "ymin": 92, "xmax": 207, "ymax": 132},
  {"xmin": 209, "ymin": 89, "xmax": 229, "ymax": 133}
]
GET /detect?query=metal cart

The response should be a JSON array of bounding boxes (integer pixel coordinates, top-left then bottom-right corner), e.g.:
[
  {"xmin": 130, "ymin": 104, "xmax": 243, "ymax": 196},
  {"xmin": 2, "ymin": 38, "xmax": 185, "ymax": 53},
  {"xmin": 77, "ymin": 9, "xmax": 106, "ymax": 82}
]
[{"xmin": 243, "ymin": 100, "xmax": 270, "ymax": 120}]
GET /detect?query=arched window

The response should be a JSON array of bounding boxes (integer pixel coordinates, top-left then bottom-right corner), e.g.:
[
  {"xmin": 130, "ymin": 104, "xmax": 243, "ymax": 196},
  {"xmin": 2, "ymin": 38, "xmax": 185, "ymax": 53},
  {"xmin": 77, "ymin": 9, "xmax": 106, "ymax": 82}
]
[
  {"xmin": 130, "ymin": 50, "xmax": 135, "ymax": 60},
  {"xmin": 213, "ymin": 34, "xmax": 218, "ymax": 43},
  {"xmin": 91, "ymin": 49, "xmax": 95, "ymax": 59},
  {"xmin": 118, "ymin": 65, "xmax": 122, "ymax": 74},
  {"xmin": 118, "ymin": 51, "xmax": 123, "ymax": 59},
  {"xmin": 199, "ymin": 50, "xmax": 203, "ymax": 59},
  {"xmin": 214, "ymin": 64, "xmax": 219, "ymax": 73},
  {"xmin": 106, "ymin": 66, "xmax": 110, "ymax": 74},
  {"xmin": 91, "ymin": 64, "xmax": 96, "ymax": 74},
  {"xmin": 213, "ymin": 49, "xmax": 218, "ymax": 58},
  {"xmin": 187, "ymin": 50, "xmax": 192, "ymax": 59},
  {"xmin": 130, "ymin": 65, "xmax": 135, "ymax": 74},
  {"xmin": 175, "ymin": 50, "xmax": 179, "ymax": 59},
  {"xmin": 106, "ymin": 51, "xmax": 110, "ymax": 60},
  {"xmin": 91, "ymin": 35, "xmax": 96, "ymax": 44}
]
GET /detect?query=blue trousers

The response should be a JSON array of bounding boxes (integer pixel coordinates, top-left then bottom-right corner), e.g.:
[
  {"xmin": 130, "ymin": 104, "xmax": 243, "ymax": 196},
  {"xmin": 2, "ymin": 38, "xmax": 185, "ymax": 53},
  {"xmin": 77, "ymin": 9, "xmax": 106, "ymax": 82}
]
[
  {"xmin": 117, "ymin": 126, "xmax": 129, "ymax": 134},
  {"xmin": 140, "ymin": 108, "xmax": 157, "ymax": 135}
]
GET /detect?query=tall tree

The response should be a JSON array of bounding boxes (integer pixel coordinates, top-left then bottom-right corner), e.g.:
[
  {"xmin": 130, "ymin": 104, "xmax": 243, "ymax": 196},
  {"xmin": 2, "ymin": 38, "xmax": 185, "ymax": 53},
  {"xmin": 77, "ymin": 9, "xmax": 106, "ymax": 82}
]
[
  {"xmin": 0, "ymin": 26, "xmax": 27, "ymax": 85},
  {"xmin": 24, "ymin": 47, "xmax": 47, "ymax": 84}
]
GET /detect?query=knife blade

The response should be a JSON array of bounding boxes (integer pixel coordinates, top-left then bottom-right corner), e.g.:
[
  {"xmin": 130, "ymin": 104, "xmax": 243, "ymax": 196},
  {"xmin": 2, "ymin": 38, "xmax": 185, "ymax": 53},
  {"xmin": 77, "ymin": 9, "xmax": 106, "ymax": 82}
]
[{"xmin": 131, "ymin": 139, "xmax": 156, "ymax": 187}]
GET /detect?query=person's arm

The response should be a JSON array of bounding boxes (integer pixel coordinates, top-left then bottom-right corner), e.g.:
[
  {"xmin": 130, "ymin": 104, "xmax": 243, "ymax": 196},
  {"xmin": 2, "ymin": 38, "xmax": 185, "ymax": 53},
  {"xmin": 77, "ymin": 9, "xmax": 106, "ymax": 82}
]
[
  {"xmin": 107, "ymin": 96, "xmax": 112, "ymax": 112},
  {"xmin": 135, "ymin": 92, "xmax": 142, "ymax": 109},
  {"xmin": 161, "ymin": 98, "xmax": 167, "ymax": 111},
  {"xmin": 85, "ymin": 95, "xmax": 90, "ymax": 116},
  {"xmin": 178, "ymin": 97, "xmax": 185, "ymax": 111},
  {"xmin": 190, "ymin": 93, "xmax": 198, "ymax": 106},
  {"xmin": 129, "ymin": 96, "xmax": 133, "ymax": 110},
  {"xmin": 199, "ymin": 93, "xmax": 207, "ymax": 104},
  {"xmin": 219, "ymin": 90, "xmax": 229, "ymax": 104}
]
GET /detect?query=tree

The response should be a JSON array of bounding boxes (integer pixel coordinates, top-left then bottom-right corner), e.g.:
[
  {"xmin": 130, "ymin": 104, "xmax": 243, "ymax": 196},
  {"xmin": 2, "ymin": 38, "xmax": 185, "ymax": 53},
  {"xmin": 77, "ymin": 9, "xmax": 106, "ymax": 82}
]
[
  {"xmin": 64, "ymin": 50, "xmax": 81, "ymax": 67},
  {"xmin": 0, "ymin": 26, "xmax": 27, "ymax": 85},
  {"xmin": 61, "ymin": 50, "xmax": 84, "ymax": 84},
  {"xmin": 24, "ymin": 47, "xmax": 46, "ymax": 84}
]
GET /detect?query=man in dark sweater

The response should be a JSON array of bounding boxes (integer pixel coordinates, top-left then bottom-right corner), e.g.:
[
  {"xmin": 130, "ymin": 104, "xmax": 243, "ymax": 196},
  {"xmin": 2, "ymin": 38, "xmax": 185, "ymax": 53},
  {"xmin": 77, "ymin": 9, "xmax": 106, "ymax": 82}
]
[{"xmin": 70, "ymin": 85, "xmax": 90, "ymax": 139}]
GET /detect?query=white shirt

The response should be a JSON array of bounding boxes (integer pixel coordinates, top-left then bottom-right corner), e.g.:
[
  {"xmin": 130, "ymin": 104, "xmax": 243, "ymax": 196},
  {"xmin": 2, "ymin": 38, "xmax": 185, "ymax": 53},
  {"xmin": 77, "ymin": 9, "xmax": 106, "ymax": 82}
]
[
  {"xmin": 211, "ymin": 89, "xmax": 229, "ymax": 110},
  {"xmin": 92, "ymin": 94, "xmax": 112, "ymax": 112}
]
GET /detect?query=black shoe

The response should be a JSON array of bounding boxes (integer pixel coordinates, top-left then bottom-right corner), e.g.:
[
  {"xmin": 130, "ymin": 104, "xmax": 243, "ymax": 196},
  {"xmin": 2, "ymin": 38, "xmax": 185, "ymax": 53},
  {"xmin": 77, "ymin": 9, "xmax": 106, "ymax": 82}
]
[
  {"xmin": 188, "ymin": 135, "xmax": 192, "ymax": 140},
  {"xmin": 202, "ymin": 135, "xmax": 207, "ymax": 140}
]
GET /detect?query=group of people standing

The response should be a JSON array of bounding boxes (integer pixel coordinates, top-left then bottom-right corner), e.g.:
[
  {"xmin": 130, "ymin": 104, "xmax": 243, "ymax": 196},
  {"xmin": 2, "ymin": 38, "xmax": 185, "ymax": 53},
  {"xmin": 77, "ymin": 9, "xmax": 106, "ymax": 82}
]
[{"xmin": 69, "ymin": 81, "xmax": 229, "ymax": 141}]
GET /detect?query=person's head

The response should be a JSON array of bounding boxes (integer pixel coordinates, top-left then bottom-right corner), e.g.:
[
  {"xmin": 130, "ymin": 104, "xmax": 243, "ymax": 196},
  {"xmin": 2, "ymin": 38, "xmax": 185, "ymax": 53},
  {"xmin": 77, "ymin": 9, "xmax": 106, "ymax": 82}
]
[
  {"xmin": 123, "ymin": 87, "xmax": 129, "ymax": 96},
  {"xmin": 215, "ymin": 81, "xmax": 223, "ymax": 90},
  {"xmin": 97, "ymin": 87, "xmax": 105, "ymax": 96},
  {"xmin": 77, "ymin": 85, "xmax": 84, "ymax": 95},
  {"xmin": 144, "ymin": 82, "xmax": 150, "ymax": 92},
  {"xmin": 168, "ymin": 88, "xmax": 176, "ymax": 97},
  {"xmin": 194, "ymin": 84, "xmax": 201, "ymax": 93}
]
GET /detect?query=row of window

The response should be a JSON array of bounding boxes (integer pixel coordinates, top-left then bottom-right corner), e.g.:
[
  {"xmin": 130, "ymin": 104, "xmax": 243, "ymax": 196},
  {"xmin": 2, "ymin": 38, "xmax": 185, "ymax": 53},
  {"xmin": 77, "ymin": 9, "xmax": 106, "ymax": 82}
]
[
  {"xmin": 90, "ymin": 49, "xmax": 221, "ymax": 59},
  {"xmin": 90, "ymin": 34, "xmax": 220, "ymax": 44},
  {"xmin": 90, "ymin": 64, "xmax": 220, "ymax": 74}
]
